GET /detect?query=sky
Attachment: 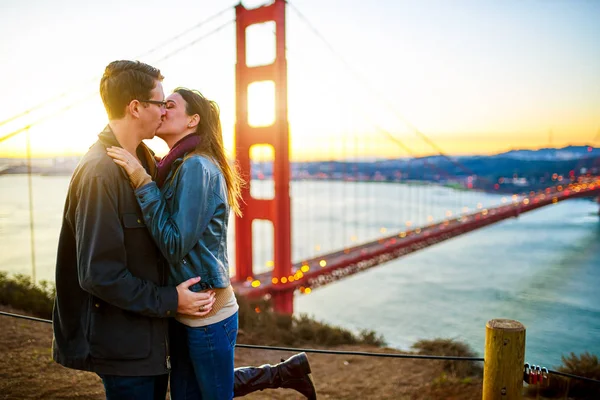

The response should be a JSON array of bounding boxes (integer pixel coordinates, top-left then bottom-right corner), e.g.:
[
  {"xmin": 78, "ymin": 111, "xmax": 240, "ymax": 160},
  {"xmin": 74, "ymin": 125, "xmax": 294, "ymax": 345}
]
[{"xmin": 0, "ymin": 0, "xmax": 599, "ymax": 161}]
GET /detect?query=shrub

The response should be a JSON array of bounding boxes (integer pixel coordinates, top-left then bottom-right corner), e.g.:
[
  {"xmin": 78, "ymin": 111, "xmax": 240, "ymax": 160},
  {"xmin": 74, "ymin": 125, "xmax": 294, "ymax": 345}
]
[
  {"xmin": 0, "ymin": 272, "xmax": 55, "ymax": 319},
  {"xmin": 0, "ymin": 273, "xmax": 386, "ymax": 348},
  {"xmin": 528, "ymin": 352, "xmax": 600, "ymax": 399},
  {"xmin": 412, "ymin": 338, "xmax": 483, "ymax": 378}
]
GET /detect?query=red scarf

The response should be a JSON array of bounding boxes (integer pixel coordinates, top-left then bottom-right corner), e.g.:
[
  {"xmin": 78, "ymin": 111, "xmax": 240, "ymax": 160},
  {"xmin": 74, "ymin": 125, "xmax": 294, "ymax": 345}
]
[{"xmin": 156, "ymin": 134, "xmax": 200, "ymax": 188}]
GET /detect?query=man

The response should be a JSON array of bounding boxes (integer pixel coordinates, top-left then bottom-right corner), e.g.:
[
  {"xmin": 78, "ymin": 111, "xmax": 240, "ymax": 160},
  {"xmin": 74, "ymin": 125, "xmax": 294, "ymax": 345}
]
[
  {"xmin": 52, "ymin": 60, "xmax": 216, "ymax": 398},
  {"xmin": 53, "ymin": 60, "xmax": 316, "ymax": 399}
]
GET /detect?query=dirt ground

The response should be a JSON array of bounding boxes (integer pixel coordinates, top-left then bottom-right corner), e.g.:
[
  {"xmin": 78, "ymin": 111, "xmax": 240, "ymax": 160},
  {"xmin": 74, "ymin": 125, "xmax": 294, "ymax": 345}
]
[{"xmin": 0, "ymin": 305, "xmax": 484, "ymax": 399}]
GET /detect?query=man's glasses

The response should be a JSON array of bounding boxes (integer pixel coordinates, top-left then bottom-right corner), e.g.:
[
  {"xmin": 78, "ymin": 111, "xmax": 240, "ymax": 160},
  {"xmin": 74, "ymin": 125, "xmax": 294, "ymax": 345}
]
[{"xmin": 140, "ymin": 100, "xmax": 167, "ymax": 109}]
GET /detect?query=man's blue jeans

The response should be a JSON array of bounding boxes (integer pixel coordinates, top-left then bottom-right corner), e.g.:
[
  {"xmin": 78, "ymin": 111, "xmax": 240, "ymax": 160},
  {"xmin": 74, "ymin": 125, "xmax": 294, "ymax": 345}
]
[
  {"xmin": 169, "ymin": 311, "xmax": 239, "ymax": 400},
  {"xmin": 97, "ymin": 373, "xmax": 168, "ymax": 400}
]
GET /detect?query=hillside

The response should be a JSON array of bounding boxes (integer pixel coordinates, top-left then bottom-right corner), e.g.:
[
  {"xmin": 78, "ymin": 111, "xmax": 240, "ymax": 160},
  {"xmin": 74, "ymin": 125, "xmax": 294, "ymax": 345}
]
[{"xmin": 0, "ymin": 305, "xmax": 482, "ymax": 399}]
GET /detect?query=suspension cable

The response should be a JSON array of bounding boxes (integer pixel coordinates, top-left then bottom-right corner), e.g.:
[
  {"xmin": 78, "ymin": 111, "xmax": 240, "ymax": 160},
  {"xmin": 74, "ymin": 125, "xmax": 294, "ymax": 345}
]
[
  {"xmin": 0, "ymin": 11, "xmax": 235, "ymax": 144},
  {"xmin": 286, "ymin": 0, "xmax": 486, "ymax": 182},
  {"xmin": 0, "ymin": 5, "xmax": 236, "ymax": 130}
]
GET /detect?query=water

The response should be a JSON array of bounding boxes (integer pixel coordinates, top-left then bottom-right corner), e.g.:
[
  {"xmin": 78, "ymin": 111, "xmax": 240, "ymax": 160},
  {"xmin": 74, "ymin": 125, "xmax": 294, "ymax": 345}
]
[{"xmin": 1, "ymin": 174, "xmax": 599, "ymax": 368}]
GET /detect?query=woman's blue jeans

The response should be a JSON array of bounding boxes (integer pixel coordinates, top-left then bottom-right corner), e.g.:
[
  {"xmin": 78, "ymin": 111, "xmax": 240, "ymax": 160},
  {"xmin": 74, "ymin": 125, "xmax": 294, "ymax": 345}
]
[{"xmin": 169, "ymin": 311, "xmax": 238, "ymax": 400}]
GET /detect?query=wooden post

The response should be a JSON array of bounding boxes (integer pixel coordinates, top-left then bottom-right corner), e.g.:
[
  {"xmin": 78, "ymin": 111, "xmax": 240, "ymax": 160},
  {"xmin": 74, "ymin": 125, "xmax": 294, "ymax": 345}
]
[{"xmin": 482, "ymin": 319, "xmax": 526, "ymax": 400}]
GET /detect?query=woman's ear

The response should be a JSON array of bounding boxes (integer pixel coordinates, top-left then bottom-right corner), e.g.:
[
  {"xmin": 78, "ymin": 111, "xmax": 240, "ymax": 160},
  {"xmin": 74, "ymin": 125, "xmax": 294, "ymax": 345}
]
[{"xmin": 188, "ymin": 114, "xmax": 200, "ymax": 128}]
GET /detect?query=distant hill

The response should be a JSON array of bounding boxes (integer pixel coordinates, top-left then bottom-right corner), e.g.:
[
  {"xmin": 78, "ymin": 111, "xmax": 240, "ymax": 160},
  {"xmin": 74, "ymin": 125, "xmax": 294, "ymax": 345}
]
[
  {"xmin": 495, "ymin": 145, "xmax": 600, "ymax": 161},
  {"xmin": 2, "ymin": 146, "xmax": 600, "ymax": 194}
]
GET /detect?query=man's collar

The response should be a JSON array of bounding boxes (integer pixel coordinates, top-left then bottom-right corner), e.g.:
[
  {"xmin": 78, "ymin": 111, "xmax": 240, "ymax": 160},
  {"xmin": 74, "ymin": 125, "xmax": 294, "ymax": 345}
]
[
  {"xmin": 98, "ymin": 125, "xmax": 121, "ymax": 148},
  {"xmin": 97, "ymin": 125, "xmax": 157, "ymax": 178}
]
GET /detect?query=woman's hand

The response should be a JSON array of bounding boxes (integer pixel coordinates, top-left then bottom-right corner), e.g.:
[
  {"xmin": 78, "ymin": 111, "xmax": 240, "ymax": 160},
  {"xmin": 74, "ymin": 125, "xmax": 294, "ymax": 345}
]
[{"xmin": 106, "ymin": 146, "xmax": 143, "ymax": 177}]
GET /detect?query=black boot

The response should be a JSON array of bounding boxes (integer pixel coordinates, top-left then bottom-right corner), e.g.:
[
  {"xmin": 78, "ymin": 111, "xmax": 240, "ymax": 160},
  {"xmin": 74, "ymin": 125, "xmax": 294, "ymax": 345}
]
[{"xmin": 233, "ymin": 352, "xmax": 317, "ymax": 399}]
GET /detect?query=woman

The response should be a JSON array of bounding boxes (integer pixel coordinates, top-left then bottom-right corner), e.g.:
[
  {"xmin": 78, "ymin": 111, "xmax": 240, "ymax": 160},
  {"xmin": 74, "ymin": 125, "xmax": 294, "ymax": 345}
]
[{"xmin": 107, "ymin": 88, "xmax": 316, "ymax": 400}]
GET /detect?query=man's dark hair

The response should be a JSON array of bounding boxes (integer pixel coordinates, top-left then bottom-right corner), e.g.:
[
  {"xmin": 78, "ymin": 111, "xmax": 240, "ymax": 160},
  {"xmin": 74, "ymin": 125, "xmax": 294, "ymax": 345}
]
[{"xmin": 99, "ymin": 60, "xmax": 164, "ymax": 119}]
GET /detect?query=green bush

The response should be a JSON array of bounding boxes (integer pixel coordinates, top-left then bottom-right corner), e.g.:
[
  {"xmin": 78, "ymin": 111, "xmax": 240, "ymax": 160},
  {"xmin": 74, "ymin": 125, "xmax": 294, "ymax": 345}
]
[
  {"xmin": 528, "ymin": 352, "xmax": 600, "ymax": 399},
  {"xmin": 412, "ymin": 338, "xmax": 483, "ymax": 378},
  {"xmin": 0, "ymin": 273, "xmax": 385, "ymax": 348},
  {"xmin": 0, "ymin": 272, "xmax": 55, "ymax": 319}
]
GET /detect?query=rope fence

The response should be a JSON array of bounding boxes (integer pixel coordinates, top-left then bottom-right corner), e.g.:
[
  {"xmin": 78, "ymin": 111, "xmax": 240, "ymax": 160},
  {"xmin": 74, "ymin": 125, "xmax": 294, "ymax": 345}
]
[{"xmin": 2, "ymin": 310, "xmax": 599, "ymax": 390}]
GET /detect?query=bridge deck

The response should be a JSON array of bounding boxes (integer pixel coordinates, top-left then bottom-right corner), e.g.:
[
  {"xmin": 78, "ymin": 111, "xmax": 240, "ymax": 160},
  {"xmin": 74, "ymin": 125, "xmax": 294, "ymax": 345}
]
[{"xmin": 233, "ymin": 181, "xmax": 600, "ymax": 298}]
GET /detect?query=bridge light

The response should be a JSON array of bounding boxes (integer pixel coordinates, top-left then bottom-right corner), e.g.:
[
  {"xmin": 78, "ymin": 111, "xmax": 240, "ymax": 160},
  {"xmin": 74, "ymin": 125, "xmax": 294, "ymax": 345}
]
[
  {"xmin": 288, "ymin": 276, "xmax": 295, "ymax": 282},
  {"xmin": 304, "ymin": 288, "xmax": 312, "ymax": 294},
  {"xmin": 482, "ymin": 209, "xmax": 488, "ymax": 216},
  {"xmin": 272, "ymin": 277, "xmax": 278, "ymax": 284},
  {"xmin": 255, "ymin": 307, "xmax": 261, "ymax": 313},
  {"xmin": 281, "ymin": 277, "xmax": 288, "ymax": 283},
  {"xmin": 251, "ymin": 280, "xmax": 261, "ymax": 288},
  {"xmin": 557, "ymin": 185, "xmax": 563, "ymax": 191},
  {"xmin": 301, "ymin": 265, "xmax": 310, "ymax": 273},
  {"xmin": 246, "ymin": 276, "xmax": 253, "ymax": 282},
  {"xmin": 399, "ymin": 232, "xmax": 406, "ymax": 238},
  {"xmin": 265, "ymin": 260, "xmax": 274, "ymax": 268},
  {"xmin": 415, "ymin": 228, "xmax": 421, "ymax": 234},
  {"xmin": 523, "ymin": 199, "xmax": 530, "ymax": 205},
  {"xmin": 552, "ymin": 197, "xmax": 558, "ymax": 204},
  {"xmin": 319, "ymin": 260, "xmax": 327, "ymax": 267}
]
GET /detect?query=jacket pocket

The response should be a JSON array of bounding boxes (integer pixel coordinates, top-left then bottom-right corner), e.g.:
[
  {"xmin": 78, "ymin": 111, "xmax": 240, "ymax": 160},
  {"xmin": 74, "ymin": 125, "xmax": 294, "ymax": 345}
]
[
  {"xmin": 89, "ymin": 302, "xmax": 152, "ymax": 360},
  {"xmin": 121, "ymin": 212, "xmax": 156, "ymax": 260}
]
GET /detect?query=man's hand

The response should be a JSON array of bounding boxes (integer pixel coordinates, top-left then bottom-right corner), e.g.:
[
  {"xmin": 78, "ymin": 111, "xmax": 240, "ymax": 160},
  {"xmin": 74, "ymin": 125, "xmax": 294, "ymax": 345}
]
[{"xmin": 176, "ymin": 277, "xmax": 216, "ymax": 317}]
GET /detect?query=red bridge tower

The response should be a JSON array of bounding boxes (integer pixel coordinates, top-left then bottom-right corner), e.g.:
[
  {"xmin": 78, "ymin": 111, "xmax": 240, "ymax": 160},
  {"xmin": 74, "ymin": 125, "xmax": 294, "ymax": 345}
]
[{"xmin": 234, "ymin": 0, "xmax": 293, "ymax": 313}]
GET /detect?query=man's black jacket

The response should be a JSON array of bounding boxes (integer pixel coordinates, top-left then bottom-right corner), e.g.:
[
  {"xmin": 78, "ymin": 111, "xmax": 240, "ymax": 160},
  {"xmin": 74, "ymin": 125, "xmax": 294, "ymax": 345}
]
[{"xmin": 52, "ymin": 126, "xmax": 178, "ymax": 376}]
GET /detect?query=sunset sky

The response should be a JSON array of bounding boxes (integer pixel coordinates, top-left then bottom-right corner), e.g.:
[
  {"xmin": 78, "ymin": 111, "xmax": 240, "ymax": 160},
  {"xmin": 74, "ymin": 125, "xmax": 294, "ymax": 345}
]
[{"xmin": 0, "ymin": 0, "xmax": 598, "ymax": 161}]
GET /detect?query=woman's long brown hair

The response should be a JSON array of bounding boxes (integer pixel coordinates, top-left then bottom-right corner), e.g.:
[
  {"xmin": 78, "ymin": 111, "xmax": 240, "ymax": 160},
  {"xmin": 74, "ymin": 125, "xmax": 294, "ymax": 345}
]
[{"xmin": 174, "ymin": 87, "xmax": 244, "ymax": 217}]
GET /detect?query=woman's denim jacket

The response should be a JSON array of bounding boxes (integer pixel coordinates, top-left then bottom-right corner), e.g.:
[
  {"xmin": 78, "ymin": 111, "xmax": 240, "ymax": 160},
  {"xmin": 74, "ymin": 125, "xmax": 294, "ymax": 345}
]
[{"xmin": 135, "ymin": 154, "xmax": 231, "ymax": 291}]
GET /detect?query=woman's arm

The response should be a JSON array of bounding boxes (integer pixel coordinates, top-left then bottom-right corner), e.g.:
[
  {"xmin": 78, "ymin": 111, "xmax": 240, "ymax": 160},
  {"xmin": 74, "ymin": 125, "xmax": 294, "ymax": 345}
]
[{"xmin": 107, "ymin": 147, "xmax": 216, "ymax": 265}]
